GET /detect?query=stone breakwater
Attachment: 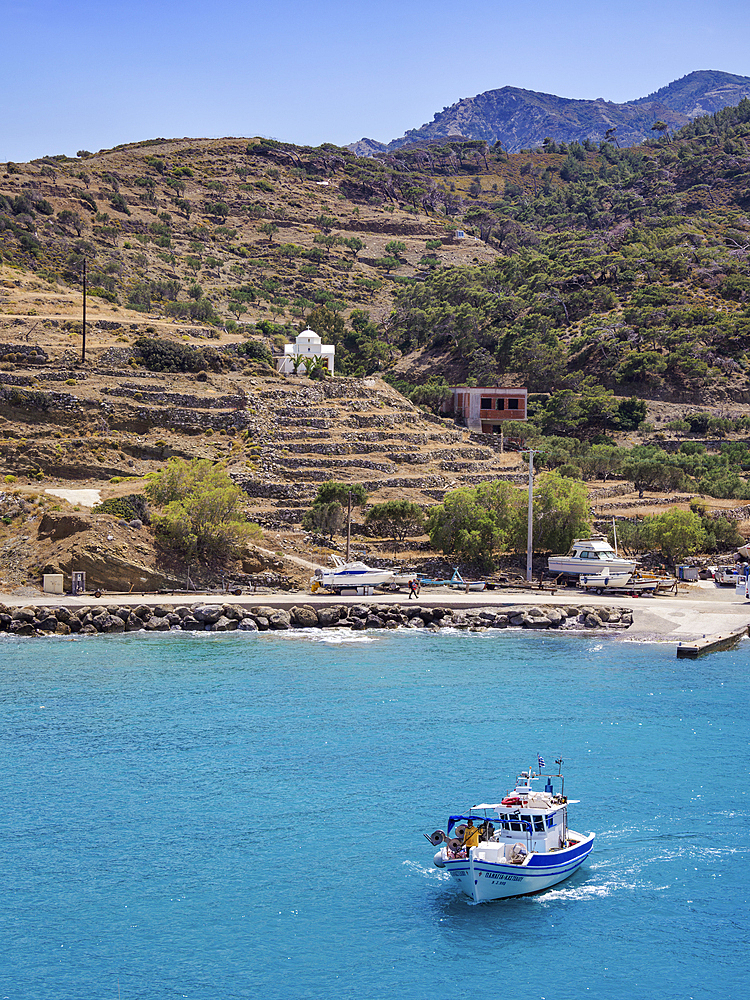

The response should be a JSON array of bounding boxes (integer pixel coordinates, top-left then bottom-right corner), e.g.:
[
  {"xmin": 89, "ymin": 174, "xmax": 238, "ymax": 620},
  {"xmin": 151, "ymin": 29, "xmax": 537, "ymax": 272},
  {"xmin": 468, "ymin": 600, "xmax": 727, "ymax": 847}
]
[{"xmin": 0, "ymin": 602, "xmax": 633, "ymax": 636}]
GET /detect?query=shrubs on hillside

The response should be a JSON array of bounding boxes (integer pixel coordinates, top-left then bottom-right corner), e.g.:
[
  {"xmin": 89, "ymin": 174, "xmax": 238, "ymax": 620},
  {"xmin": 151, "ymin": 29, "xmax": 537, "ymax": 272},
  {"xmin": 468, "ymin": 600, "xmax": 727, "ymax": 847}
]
[
  {"xmin": 134, "ymin": 337, "xmax": 205, "ymax": 372},
  {"xmin": 427, "ymin": 474, "xmax": 590, "ymax": 571},
  {"xmin": 92, "ymin": 494, "xmax": 150, "ymax": 523},
  {"xmin": 145, "ymin": 458, "xmax": 260, "ymax": 564}
]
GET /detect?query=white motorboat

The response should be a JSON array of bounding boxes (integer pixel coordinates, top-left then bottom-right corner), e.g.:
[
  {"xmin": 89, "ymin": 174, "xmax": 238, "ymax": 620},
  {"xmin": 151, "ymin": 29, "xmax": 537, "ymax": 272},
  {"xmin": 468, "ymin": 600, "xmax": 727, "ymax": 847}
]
[
  {"xmin": 578, "ymin": 568, "xmax": 634, "ymax": 590},
  {"xmin": 548, "ymin": 535, "xmax": 636, "ymax": 578},
  {"xmin": 428, "ymin": 762, "xmax": 594, "ymax": 902},
  {"xmin": 579, "ymin": 570, "xmax": 661, "ymax": 594},
  {"xmin": 311, "ymin": 555, "xmax": 395, "ymax": 592}
]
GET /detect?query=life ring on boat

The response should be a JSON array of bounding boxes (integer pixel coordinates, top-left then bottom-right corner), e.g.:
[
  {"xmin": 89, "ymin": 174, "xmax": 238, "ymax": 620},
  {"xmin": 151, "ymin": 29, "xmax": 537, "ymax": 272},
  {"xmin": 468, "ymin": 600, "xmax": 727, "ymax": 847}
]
[{"xmin": 501, "ymin": 796, "xmax": 521, "ymax": 806}]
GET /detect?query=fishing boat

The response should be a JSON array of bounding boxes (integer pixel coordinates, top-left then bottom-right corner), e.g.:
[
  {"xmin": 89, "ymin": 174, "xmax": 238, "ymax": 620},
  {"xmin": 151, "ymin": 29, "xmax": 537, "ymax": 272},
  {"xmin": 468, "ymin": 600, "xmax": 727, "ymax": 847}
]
[
  {"xmin": 427, "ymin": 762, "xmax": 594, "ymax": 902},
  {"xmin": 548, "ymin": 535, "xmax": 636, "ymax": 579},
  {"xmin": 418, "ymin": 568, "xmax": 486, "ymax": 591},
  {"xmin": 447, "ymin": 567, "xmax": 486, "ymax": 591},
  {"xmin": 578, "ymin": 568, "xmax": 635, "ymax": 591},
  {"xmin": 579, "ymin": 570, "xmax": 661, "ymax": 594},
  {"xmin": 311, "ymin": 555, "xmax": 395, "ymax": 592}
]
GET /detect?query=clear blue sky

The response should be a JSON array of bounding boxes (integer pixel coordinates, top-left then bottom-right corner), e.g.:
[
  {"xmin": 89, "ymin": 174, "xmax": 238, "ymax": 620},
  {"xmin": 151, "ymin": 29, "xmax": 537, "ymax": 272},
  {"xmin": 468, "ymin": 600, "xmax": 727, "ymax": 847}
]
[{"xmin": 3, "ymin": 0, "xmax": 750, "ymax": 161}]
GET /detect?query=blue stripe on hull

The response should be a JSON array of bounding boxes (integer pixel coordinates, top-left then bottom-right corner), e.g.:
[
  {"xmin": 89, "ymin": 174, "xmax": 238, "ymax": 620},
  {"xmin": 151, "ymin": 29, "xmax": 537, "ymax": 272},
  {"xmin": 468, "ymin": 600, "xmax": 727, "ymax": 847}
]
[{"xmin": 443, "ymin": 835, "xmax": 595, "ymax": 902}]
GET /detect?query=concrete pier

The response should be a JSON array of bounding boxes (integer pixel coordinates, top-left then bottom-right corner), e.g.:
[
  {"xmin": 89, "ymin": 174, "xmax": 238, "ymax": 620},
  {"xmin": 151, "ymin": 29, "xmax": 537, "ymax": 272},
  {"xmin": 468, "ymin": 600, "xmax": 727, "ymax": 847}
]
[{"xmin": 675, "ymin": 623, "xmax": 749, "ymax": 658}]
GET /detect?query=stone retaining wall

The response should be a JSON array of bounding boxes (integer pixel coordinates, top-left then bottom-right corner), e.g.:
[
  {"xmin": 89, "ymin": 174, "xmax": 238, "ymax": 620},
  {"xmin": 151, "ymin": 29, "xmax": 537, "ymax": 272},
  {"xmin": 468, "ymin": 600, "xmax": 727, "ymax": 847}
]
[{"xmin": 0, "ymin": 601, "xmax": 633, "ymax": 637}]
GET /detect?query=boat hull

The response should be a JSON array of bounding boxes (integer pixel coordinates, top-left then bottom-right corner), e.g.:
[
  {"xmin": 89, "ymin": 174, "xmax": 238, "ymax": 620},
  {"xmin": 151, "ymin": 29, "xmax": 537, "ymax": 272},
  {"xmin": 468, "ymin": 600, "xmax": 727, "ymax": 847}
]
[
  {"xmin": 548, "ymin": 556, "xmax": 636, "ymax": 577},
  {"xmin": 441, "ymin": 833, "xmax": 595, "ymax": 902}
]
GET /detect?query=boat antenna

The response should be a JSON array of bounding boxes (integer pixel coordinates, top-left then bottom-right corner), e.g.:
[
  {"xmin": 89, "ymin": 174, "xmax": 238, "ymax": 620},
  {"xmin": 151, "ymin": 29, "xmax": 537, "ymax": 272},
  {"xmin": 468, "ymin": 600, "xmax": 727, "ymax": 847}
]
[{"xmin": 555, "ymin": 757, "xmax": 565, "ymax": 797}]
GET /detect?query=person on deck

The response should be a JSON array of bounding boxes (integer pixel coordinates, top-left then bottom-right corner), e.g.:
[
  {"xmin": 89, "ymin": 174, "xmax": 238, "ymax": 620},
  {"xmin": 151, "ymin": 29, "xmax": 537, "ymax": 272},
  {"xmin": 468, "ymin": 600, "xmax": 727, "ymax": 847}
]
[{"xmin": 463, "ymin": 818, "xmax": 480, "ymax": 850}]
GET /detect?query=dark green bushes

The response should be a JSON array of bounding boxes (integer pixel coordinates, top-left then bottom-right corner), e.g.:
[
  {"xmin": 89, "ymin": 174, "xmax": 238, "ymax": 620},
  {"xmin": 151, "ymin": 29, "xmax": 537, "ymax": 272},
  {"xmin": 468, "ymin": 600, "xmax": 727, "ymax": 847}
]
[
  {"xmin": 93, "ymin": 494, "xmax": 150, "ymax": 523},
  {"xmin": 134, "ymin": 337, "xmax": 205, "ymax": 372},
  {"xmin": 237, "ymin": 339, "xmax": 272, "ymax": 365}
]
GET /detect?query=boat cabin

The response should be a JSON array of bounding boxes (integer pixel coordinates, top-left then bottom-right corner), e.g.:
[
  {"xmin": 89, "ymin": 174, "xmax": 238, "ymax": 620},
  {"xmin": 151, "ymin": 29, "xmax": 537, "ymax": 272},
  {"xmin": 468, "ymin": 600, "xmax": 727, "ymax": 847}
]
[{"xmin": 445, "ymin": 769, "xmax": 574, "ymax": 860}]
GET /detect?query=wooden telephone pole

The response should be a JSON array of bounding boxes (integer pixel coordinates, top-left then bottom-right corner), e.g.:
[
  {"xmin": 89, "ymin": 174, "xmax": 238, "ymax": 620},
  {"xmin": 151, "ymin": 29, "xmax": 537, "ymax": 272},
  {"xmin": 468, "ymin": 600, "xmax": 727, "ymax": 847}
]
[{"xmin": 81, "ymin": 257, "xmax": 87, "ymax": 363}]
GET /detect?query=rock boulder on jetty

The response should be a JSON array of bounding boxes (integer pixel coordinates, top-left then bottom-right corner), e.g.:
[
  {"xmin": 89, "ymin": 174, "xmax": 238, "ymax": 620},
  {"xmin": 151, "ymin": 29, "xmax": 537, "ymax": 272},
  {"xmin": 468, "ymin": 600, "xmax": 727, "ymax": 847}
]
[{"xmin": 0, "ymin": 603, "xmax": 633, "ymax": 637}]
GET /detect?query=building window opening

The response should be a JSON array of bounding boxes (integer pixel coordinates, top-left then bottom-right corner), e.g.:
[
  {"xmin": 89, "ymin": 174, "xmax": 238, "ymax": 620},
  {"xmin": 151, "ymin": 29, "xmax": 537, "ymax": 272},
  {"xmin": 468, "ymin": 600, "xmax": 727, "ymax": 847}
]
[
  {"xmin": 480, "ymin": 397, "xmax": 492, "ymax": 409},
  {"xmin": 495, "ymin": 398, "xmax": 505, "ymax": 410},
  {"xmin": 508, "ymin": 398, "xmax": 519, "ymax": 410}
]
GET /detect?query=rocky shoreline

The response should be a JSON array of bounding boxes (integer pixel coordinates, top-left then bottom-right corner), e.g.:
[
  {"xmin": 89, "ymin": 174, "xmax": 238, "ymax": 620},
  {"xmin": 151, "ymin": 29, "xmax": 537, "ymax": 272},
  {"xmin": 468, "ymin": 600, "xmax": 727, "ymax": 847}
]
[{"xmin": 0, "ymin": 601, "xmax": 633, "ymax": 636}]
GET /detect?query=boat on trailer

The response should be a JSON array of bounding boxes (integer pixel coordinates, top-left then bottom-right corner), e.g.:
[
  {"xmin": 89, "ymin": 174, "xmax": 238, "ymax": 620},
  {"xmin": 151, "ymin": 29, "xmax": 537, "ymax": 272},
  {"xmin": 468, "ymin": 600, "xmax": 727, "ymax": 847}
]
[
  {"xmin": 311, "ymin": 555, "xmax": 395, "ymax": 592},
  {"xmin": 548, "ymin": 535, "xmax": 636, "ymax": 579},
  {"xmin": 428, "ymin": 763, "xmax": 594, "ymax": 902}
]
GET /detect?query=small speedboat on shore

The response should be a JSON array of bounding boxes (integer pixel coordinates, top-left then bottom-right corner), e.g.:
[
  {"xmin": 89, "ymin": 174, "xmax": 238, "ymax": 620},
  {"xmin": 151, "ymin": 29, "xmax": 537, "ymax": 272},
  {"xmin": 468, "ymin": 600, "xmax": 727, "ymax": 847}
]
[
  {"xmin": 418, "ymin": 568, "xmax": 486, "ymax": 591},
  {"xmin": 427, "ymin": 763, "xmax": 594, "ymax": 902},
  {"xmin": 548, "ymin": 535, "xmax": 636, "ymax": 579},
  {"xmin": 311, "ymin": 555, "xmax": 395, "ymax": 592}
]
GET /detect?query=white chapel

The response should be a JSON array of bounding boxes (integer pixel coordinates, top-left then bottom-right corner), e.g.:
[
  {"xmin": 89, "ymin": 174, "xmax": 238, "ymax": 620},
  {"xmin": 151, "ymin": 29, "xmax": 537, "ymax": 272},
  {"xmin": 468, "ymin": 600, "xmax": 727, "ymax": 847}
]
[{"xmin": 276, "ymin": 328, "xmax": 335, "ymax": 375}]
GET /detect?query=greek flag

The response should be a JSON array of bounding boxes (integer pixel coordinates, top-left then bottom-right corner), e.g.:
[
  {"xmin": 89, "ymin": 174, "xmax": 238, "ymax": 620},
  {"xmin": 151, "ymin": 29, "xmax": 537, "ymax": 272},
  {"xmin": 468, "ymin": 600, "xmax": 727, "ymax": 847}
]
[{"xmin": 538, "ymin": 755, "xmax": 545, "ymax": 769}]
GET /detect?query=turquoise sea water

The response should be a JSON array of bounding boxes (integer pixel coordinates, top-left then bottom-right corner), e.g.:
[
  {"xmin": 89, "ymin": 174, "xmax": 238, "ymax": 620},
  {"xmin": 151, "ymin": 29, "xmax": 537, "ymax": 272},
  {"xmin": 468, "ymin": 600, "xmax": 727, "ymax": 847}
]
[{"xmin": 0, "ymin": 627, "xmax": 747, "ymax": 999}]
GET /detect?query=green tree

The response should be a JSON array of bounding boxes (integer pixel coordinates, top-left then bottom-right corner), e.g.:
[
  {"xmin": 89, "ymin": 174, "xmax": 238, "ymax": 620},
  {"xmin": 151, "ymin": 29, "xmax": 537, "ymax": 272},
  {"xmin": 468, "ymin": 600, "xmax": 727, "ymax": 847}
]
[
  {"xmin": 642, "ymin": 509, "xmax": 706, "ymax": 565},
  {"xmin": 342, "ymin": 237, "xmax": 364, "ymax": 256},
  {"xmin": 304, "ymin": 481, "xmax": 367, "ymax": 542},
  {"xmin": 313, "ymin": 234, "xmax": 339, "ymax": 256},
  {"xmin": 427, "ymin": 486, "xmax": 509, "ymax": 570},
  {"xmin": 260, "ymin": 222, "xmax": 279, "ymax": 243},
  {"xmin": 314, "ymin": 481, "xmax": 367, "ymax": 507},
  {"xmin": 532, "ymin": 472, "xmax": 591, "ymax": 553},
  {"xmin": 302, "ymin": 501, "xmax": 344, "ymax": 541},
  {"xmin": 364, "ymin": 500, "xmax": 426, "ymax": 557},
  {"xmin": 207, "ymin": 201, "xmax": 229, "ymax": 222},
  {"xmin": 616, "ymin": 397, "xmax": 647, "ymax": 430},
  {"xmin": 385, "ymin": 240, "xmax": 407, "ymax": 258},
  {"xmin": 621, "ymin": 459, "xmax": 690, "ymax": 498},
  {"xmin": 145, "ymin": 458, "xmax": 260, "ymax": 563}
]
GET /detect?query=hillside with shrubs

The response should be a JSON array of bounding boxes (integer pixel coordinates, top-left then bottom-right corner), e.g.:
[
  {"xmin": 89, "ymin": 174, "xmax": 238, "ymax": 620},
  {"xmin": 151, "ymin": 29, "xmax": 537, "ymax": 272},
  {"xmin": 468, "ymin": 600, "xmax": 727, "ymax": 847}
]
[{"xmin": 2, "ymin": 101, "xmax": 750, "ymax": 586}]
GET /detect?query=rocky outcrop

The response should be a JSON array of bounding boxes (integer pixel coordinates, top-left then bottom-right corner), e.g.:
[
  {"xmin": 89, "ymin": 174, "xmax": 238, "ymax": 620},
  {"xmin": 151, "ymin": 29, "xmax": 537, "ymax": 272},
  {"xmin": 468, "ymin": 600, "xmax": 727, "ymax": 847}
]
[
  {"xmin": 0, "ymin": 602, "xmax": 632, "ymax": 637},
  {"xmin": 368, "ymin": 71, "xmax": 750, "ymax": 154}
]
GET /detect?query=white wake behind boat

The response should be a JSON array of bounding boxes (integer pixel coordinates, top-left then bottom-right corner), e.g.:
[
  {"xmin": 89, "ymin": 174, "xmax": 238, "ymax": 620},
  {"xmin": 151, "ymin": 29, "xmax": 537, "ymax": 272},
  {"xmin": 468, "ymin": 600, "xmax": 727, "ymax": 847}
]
[
  {"xmin": 548, "ymin": 535, "xmax": 636, "ymax": 579},
  {"xmin": 311, "ymin": 555, "xmax": 395, "ymax": 592},
  {"xmin": 428, "ymin": 764, "xmax": 594, "ymax": 902}
]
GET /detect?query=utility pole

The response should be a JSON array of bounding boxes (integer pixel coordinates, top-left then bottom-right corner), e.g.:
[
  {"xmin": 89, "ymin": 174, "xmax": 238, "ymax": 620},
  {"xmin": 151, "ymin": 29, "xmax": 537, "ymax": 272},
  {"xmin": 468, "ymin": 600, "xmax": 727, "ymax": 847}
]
[
  {"xmin": 346, "ymin": 489, "xmax": 352, "ymax": 563},
  {"xmin": 81, "ymin": 257, "xmax": 87, "ymax": 364},
  {"xmin": 525, "ymin": 449, "xmax": 538, "ymax": 583}
]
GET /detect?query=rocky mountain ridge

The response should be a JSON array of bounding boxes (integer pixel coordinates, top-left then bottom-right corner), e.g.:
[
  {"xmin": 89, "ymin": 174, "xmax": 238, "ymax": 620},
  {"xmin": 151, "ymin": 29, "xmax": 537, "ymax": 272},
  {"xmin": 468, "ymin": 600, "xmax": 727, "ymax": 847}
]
[{"xmin": 349, "ymin": 70, "xmax": 750, "ymax": 154}]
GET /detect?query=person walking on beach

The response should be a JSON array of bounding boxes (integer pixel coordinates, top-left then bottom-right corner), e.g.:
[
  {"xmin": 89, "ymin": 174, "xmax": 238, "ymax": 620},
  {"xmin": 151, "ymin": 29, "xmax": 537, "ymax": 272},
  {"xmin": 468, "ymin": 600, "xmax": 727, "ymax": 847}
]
[{"xmin": 408, "ymin": 579, "xmax": 417, "ymax": 599}]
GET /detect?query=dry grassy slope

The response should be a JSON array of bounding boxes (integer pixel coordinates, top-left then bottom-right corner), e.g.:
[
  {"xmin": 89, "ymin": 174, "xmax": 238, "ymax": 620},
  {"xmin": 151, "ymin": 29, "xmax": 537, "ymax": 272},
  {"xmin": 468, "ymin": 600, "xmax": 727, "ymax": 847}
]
[{"xmin": 0, "ymin": 137, "xmax": 499, "ymax": 332}]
